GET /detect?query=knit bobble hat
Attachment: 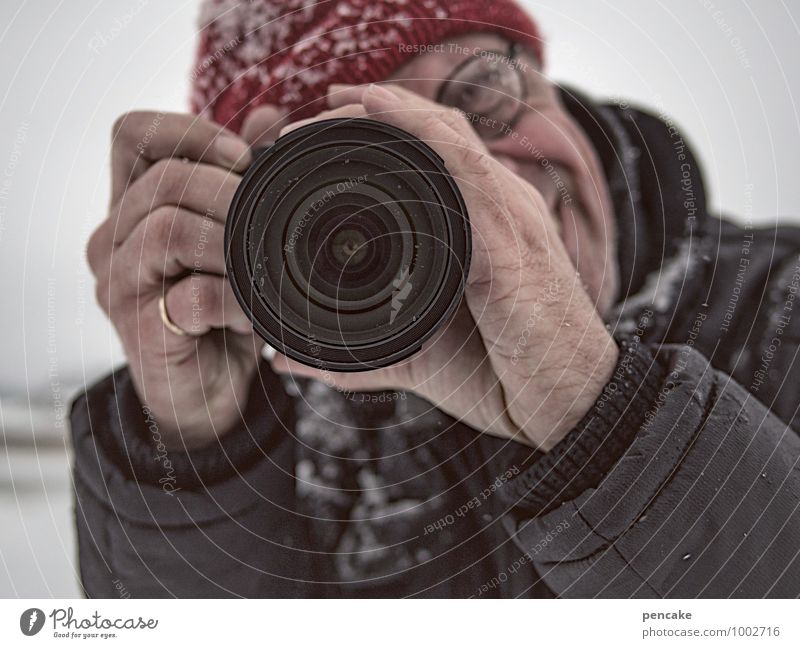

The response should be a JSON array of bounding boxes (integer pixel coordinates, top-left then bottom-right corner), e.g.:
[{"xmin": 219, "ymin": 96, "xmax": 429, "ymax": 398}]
[{"xmin": 191, "ymin": 0, "xmax": 544, "ymax": 132}]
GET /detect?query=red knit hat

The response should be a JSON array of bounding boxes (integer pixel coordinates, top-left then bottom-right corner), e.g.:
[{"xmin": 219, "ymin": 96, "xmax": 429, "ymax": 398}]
[{"xmin": 191, "ymin": 0, "xmax": 544, "ymax": 133}]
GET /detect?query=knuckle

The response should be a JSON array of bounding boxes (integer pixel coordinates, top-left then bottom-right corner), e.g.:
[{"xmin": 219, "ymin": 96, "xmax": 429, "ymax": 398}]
[
  {"xmin": 461, "ymin": 144, "xmax": 494, "ymax": 177},
  {"xmin": 191, "ymin": 275, "xmax": 217, "ymax": 309},
  {"xmin": 147, "ymin": 205, "xmax": 179, "ymax": 244},
  {"xmin": 172, "ymin": 277, "xmax": 193, "ymax": 304},
  {"xmin": 111, "ymin": 110, "xmax": 145, "ymax": 142},
  {"xmin": 150, "ymin": 158, "xmax": 186, "ymax": 203},
  {"xmin": 111, "ymin": 112, "xmax": 131, "ymax": 141},
  {"xmin": 175, "ymin": 276, "xmax": 215, "ymax": 330},
  {"xmin": 458, "ymin": 145, "xmax": 482, "ymax": 171}
]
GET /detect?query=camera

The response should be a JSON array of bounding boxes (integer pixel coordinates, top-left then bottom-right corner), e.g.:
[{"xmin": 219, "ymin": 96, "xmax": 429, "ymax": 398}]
[{"xmin": 225, "ymin": 118, "xmax": 471, "ymax": 372}]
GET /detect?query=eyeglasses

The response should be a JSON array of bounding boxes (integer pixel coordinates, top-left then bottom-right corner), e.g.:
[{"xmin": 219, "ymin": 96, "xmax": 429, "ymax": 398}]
[{"xmin": 436, "ymin": 43, "xmax": 532, "ymax": 139}]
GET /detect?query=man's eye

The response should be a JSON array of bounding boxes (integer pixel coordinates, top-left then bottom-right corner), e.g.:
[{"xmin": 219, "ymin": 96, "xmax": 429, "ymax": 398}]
[
  {"xmin": 456, "ymin": 85, "xmax": 478, "ymax": 105},
  {"xmin": 456, "ymin": 83, "xmax": 504, "ymax": 114}
]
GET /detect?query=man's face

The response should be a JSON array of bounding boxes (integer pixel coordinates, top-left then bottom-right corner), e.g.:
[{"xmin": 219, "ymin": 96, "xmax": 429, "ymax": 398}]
[{"xmin": 389, "ymin": 33, "xmax": 619, "ymax": 315}]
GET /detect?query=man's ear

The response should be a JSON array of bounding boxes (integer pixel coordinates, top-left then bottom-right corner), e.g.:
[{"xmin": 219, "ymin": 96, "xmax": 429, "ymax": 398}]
[{"xmin": 240, "ymin": 105, "xmax": 289, "ymax": 149}]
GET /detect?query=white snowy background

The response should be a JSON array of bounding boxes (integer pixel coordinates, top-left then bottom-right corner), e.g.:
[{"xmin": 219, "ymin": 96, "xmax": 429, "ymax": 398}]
[{"xmin": 0, "ymin": 0, "xmax": 798, "ymax": 597}]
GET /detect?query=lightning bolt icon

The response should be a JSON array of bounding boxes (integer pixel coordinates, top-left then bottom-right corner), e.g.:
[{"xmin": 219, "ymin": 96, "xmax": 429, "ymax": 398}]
[{"xmin": 28, "ymin": 611, "xmax": 38, "ymax": 631}]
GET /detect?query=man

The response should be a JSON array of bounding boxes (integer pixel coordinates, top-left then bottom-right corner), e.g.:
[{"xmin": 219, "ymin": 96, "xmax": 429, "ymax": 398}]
[{"xmin": 72, "ymin": 0, "xmax": 800, "ymax": 597}]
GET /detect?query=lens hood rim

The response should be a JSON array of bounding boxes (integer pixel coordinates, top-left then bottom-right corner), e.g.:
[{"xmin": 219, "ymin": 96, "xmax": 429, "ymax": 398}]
[{"xmin": 225, "ymin": 117, "xmax": 471, "ymax": 372}]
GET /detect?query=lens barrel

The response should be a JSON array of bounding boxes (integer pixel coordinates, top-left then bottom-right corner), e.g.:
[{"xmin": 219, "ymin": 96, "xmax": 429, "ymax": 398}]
[{"xmin": 225, "ymin": 118, "xmax": 471, "ymax": 372}]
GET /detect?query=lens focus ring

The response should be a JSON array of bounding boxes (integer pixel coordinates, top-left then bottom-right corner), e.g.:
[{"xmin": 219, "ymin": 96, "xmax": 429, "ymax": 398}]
[{"xmin": 225, "ymin": 118, "xmax": 471, "ymax": 372}]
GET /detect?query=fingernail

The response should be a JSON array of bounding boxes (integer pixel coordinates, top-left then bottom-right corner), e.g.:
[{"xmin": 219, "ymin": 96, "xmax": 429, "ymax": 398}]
[
  {"xmin": 215, "ymin": 135, "xmax": 252, "ymax": 171},
  {"xmin": 367, "ymin": 83, "xmax": 397, "ymax": 102}
]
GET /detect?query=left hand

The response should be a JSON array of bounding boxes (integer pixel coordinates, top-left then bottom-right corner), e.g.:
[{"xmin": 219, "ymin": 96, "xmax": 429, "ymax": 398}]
[{"xmin": 268, "ymin": 83, "xmax": 618, "ymax": 451}]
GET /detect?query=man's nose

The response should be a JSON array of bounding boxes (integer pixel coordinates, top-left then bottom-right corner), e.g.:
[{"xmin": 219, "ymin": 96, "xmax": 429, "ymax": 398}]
[{"xmin": 485, "ymin": 108, "xmax": 570, "ymax": 162}]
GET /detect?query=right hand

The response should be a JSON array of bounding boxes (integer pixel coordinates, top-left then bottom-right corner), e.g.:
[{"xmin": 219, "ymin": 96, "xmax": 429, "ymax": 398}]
[{"xmin": 88, "ymin": 108, "xmax": 286, "ymax": 449}]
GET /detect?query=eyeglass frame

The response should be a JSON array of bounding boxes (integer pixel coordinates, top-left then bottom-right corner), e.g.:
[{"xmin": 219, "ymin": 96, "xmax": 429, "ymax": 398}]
[{"xmin": 435, "ymin": 42, "xmax": 537, "ymax": 139}]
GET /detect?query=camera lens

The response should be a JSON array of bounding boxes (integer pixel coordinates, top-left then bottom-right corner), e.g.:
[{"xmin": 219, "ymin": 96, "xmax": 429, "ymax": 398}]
[{"xmin": 225, "ymin": 118, "xmax": 471, "ymax": 372}]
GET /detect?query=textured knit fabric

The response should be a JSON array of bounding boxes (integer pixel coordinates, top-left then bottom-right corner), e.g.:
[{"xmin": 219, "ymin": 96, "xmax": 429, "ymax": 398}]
[{"xmin": 191, "ymin": 0, "xmax": 544, "ymax": 131}]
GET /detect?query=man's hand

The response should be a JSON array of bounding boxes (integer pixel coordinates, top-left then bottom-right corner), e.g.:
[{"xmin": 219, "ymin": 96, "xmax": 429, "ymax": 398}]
[
  {"xmin": 87, "ymin": 109, "xmax": 285, "ymax": 449},
  {"xmin": 270, "ymin": 84, "xmax": 619, "ymax": 451}
]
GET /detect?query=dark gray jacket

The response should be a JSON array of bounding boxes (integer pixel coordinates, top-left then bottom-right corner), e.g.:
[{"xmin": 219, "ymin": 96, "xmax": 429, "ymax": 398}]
[{"xmin": 70, "ymin": 91, "xmax": 800, "ymax": 597}]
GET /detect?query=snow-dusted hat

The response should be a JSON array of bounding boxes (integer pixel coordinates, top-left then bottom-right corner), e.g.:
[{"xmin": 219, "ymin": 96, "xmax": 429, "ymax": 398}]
[{"xmin": 191, "ymin": 0, "xmax": 544, "ymax": 132}]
